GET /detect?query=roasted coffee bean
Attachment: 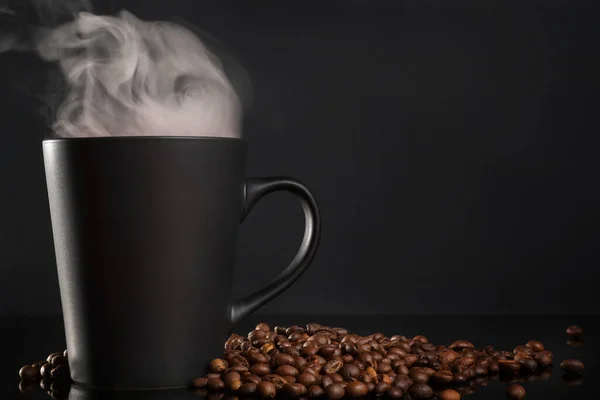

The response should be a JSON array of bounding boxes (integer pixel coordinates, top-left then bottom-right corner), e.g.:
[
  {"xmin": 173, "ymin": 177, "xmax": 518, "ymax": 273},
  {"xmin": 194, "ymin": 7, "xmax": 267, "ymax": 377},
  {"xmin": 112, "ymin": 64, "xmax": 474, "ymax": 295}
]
[
  {"xmin": 513, "ymin": 346, "xmax": 534, "ymax": 356},
  {"xmin": 474, "ymin": 365, "xmax": 488, "ymax": 376},
  {"xmin": 282, "ymin": 375, "xmax": 297, "ymax": 384},
  {"xmin": 560, "ymin": 359, "xmax": 584, "ymax": 373},
  {"xmin": 498, "ymin": 360, "xmax": 521, "ymax": 374},
  {"xmin": 210, "ymin": 359, "xmax": 229, "ymax": 373},
  {"xmin": 431, "ymin": 370, "xmax": 453, "ymax": 384},
  {"xmin": 260, "ymin": 343, "xmax": 276, "ymax": 354},
  {"xmin": 247, "ymin": 351, "xmax": 269, "ymax": 364},
  {"xmin": 303, "ymin": 367, "xmax": 320, "ymax": 376},
  {"xmin": 325, "ymin": 383, "xmax": 345, "ymax": 400},
  {"xmin": 282, "ymin": 383, "xmax": 304, "ymax": 397},
  {"xmin": 207, "ymin": 373, "xmax": 223, "ymax": 379},
  {"xmin": 386, "ymin": 387, "xmax": 404, "ymax": 399},
  {"xmin": 454, "ymin": 357, "xmax": 475, "ymax": 373},
  {"xmin": 238, "ymin": 383, "xmax": 257, "ymax": 396},
  {"xmin": 534, "ymin": 351, "xmax": 553, "ymax": 367},
  {"xmin": 439, "ymin": 389, "xmax": 461, "ymax": 400},
  {"xmin": 294, "ymin": 356, "xmax": 308, "ymax": 370},
  {"xmin": 207, "ymin": 378, "xmax": 225, "ymax": 391},
  {"xmin": 526, "ymin": 340, "xmax": 544, "ymax": 352},
  {"xmin": 263, "ymin": 374, "xmax": 288, "ymax": 390},
  {"xmin": 506, "ymin": 383, "xmax": 526, "ymax": 400},
  {"xmin": 276, "ymin": 365, "xmax": 300, "ymax": 377},
  {"xmin": 302, "ymin": 345, "xmax": 319, "ymax": 357},
  {"xmin": 249, "ymin": 363, "xmax": 271, "ymax": 376},
  {"xmin": 40, "ymin": 378, "xmax": 53, "ymax": 391},
  {"xmin": 50, "ymin": 365, "xmax": 68, "ymax": 379},
  {"xmin": 321, "ymin": 375, "xmax": 334, "ymax": 388},
  {"xmin": 228, "ymin": 355, "xmax": 250, "ymax": 368},
  {"xmin": 51, "ymin": 355, "xmax": 68, "ymax": 367},
  {"xmin": 227, "ymin": 380, "xmax": 242, "ymax": 391},
  {"xmin": 323, "ymin": 359, "xmax": 343, "ymax": 374},
  {"xmin": 395, "ymin": 364, "xmax": 409, "ymax": 375},
  {"xmin": 340, "ymin": 364, "xmax": 360, "ymax": 380},
  {"xmin": 330, "ymin": 373, "xmax": 344, "ymax": 383},
  {"xmin": 256, "ymin": 323, "xmax": 271, "ymax": 332},
  {"xmin": 275, "ymin": 326, "xmax": 288, "ymax": 335},
  {"xmin": 392, "ymin": 375, "xmax": 413, "ymax": 391},
  {"xmin": 409, "ymin": 368, "xmax": 429, "ymax": 384},
  {"xmin": 47, "ymin": 353, "xmax": 61, "ymax": 363},
  {"xmin": 19, "ymin": 365, "xmax": 39, "ymax": 380},
  {"xmin": 228, "ymin": 365, "xmax": 249, "ymax": 374},
  {"xmin": 518, "ymin": 358, "xmax": 538, "ymax": 372},
  {"xmin": 242, "ymin": 374, "xmax": 262, "ymax": 384},
  {"xmin": 308, "ymin": 385, "xmax": 324, "ymax": 397},
  {"xmin": 224, "ymin": 372, "xmax": 242, "ymax": 386},
  {"xmin": 449, "ymin": 341, "xmax": 475, "ymax": 350},
  {"xmin": 249, "ymin": 330, "xmax": 267, "ymax": 342},
  {"xmin": 358, "ymin": 371, "xmax": 372, "ymax": 384},
  {"xmin": 375, "ymin": 381, "xmax": 390, "ymax": 395},
  {"xmin": 297, "ymin": 372, "xmax": 319, "ymax": 387},
  {"xmin": 192, "ymin": 378, "xmax": 209, "ymax": 389},
  {"xmin": 346, "ymin": 381, "xmax": 368, "ymax": 397},
  {"xmin": 40, "ymin": 363, "xmax": 53, "ymax": 379},
  {"xmin": 377, "ymin": 362, "xmax": 392, "ymax": 374},
  {"xmin": 273, "ymin": 353, "xmax": 295, "ymax": 366},
  {"xmin": 566, "ymin": 325, "xmax": 583, "ymax": 338},
  {"xmin": 453, "ymin": 373, "xmax": 468, "ymax": 383},
  {"xmin": 409, "ymin": 383, "xmax": 434, "ymax": 399},
  {"xmin": 256, "ymin": 381, "xmax": 277, "ymax": 398}
]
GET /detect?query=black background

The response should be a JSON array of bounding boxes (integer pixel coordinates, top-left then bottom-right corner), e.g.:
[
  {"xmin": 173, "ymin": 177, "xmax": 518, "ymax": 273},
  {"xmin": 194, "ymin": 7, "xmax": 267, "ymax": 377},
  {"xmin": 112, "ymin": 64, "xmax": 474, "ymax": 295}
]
[{"xmin": 1, "ymin": 0, "xmax": 599, "ymax": 316}]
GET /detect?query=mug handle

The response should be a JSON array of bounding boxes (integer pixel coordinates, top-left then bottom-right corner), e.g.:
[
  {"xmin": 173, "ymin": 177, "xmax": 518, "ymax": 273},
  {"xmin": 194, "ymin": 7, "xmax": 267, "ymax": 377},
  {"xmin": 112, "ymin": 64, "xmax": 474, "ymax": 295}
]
[{"xmin": 229, "ymin": 177, "xmax": 321, "ymax": 326}]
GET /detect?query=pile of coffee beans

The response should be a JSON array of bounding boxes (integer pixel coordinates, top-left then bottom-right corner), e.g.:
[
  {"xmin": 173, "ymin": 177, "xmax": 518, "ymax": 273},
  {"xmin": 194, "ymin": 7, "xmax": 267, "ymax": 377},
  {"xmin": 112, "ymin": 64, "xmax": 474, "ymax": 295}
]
[
  {"xmin": 189, "ymin": 323, "xmax": 569, "ymax": 400},
  {"xmin": 18, "ymin": 350, "xmax": 70, "ymax": 398}
]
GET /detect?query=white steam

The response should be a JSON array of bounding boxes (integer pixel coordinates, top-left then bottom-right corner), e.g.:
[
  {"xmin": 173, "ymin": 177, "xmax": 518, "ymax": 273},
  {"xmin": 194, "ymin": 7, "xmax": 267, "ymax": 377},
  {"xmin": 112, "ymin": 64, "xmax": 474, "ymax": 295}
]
[{"xmin": 35, "ymin": 10, "xmax": 241, "ymax": 138}]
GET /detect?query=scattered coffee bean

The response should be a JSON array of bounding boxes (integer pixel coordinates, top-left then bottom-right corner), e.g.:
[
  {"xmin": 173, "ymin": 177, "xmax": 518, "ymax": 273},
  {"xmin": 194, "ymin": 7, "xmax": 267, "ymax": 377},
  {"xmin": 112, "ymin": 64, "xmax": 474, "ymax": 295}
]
[
  {"xmin": 525, "ymin": 340, "xmax": 544, "ymax": 352},
  {"xmin": 560, "ymin": 359, "xmax": 584, "ymax": 373},
  {"xmin": 249, "ymin": 363, "xmax": 271, "ymax": 376},
  {"xmin": 409, "ymin": 383, "xmax": 434, "ymax": 399},
  {"xmin": 534, "ymin": 351, "xmax": 553, "ymax": 368},
  {"xmin": 324, "ymin": 383, "xmax": 345, "ymax": 400},
  {"xmin": 207, "ymin": 378, "xmax": 225, "ymax": 391},
  {"xmin": 439, "ymin": 389, "xmax": 461, "ymax": 400},
  {"xmin": 506, "ymin": 383, "xmax": 526, "ymax": 399},
  {"xmin": 210, "ymin": 359, "xmax": 229, "ymax": 373},
  {"xmin": 19, "ymin": 365, "xmax": 39, "ymax": 380},
  {"xmin": 566, "ymin": 325, "xmax": 583, "ymax": 338}
]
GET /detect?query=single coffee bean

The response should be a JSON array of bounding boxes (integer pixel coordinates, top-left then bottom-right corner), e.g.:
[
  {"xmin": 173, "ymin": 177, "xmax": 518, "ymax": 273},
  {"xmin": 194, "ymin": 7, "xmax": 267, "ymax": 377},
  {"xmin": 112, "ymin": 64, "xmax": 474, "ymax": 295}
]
[
  {"xmin": 256, "ymin": 323, "xmax": 271, "ymax": 332},
  {"xmin": 409, "ymin": 368, "xmax": 429, "ymax": 384},
  {"xmin": 506, "ymin": 383, "xmax": 526, "ymax": 400},
  {"xmin": 224, "ymin": 371, "xmax": 241, "ymax": 386},
  {"xmin": 386, "ymin": 387, "xmax": 404, "ymax": 399},
  {"xmin": 519, "ymin": 358, "xmax": 538, "ymax": 372},
  {"xmin": 46, "ymin": 353, "xmax": 61, "ymax": 363},
  {"xmin": 238, "ymin": 382, "xmax": 257, "ymax": 396},
  {"xmin": 560, "ymin": 359, "xmax": 584, "ymax": 373},
  {"xmin": 488, "ymin": 361, "xmax": 500, "ymax": 373},
  {"xmin": 227, "ymin": 380, "xmax": 242, "ymax": 391},
  {"xmin": 449, "ymin": 341, "xmax": 475, "ymax": 350},
  {"xmin": 50, "ymin": 365, "xmax": 68, "ymax": 379},
  {"xmin": 19, "ymin": 365, "xmax": 39, "ymax": 380},
  {"xmin": 474, "ymin": 365, "xmax": 488, "ymax": 376},
  {"xmin": 525, "ymin": 340, "xmax": 544, "ymax": 352},
  {"xmin": 439, "ymin": 389, "xmax": 461, "ymax": 400},
  {"xmin": 325, "ymin": 383, "xmax": 345, "ymax": 400},
  {"xmin": 249, "ymin": 363, "xmax": 271, "ymax": 376},
  {"xmin": 249, "ymin": 330, "xmax": 267, "ymax": 342},
  {"xmin": 375, "ymin": 381, "xmax": 390, "ymax": 395},
  {"xmin": 51, "ymin": 355, "xmax": 68, "ymax": 367},
  {"xmin": 566, "ymin": 325, "xmax": 583, "ymax": 338},
  {"xmin": 346, "ymin": 381, "xmax": 368, "ymax": 397},
  {"xmin": 256, "ymin": 381, "xmax": 277, "ymax": 398},
  {"xmin": 261, "ymin": 343, "xmax": 276, "ymax": 354},
  {"xmin": 40, "ymin": 378, "xmax": 53, "ymax": 391},
  {"xmin": 263, "ymin": 374, "xmax": 288, "ymax": 390},
  {"xmin": 302, "ymin": 345, "xmax": 319, "ymax": 357},
  {"xmin": 562, "ymin": 372, "xmax": 584, "ymax": 386},
  {"xmin": 243, "ymin": 374, "xmax": 262, "ymax": 384},
  {"xmin": 453, "ymin": 373, "xmax": 468, "ymax": 383},
  {"xmin": 367, "ymin": 382, "xmax": 376, "ymax": 392},
  {"xmin": 40, "ymin": 363, "xmax": 53, "ymax": 379},
  {"xmin": 294, "ymin": 356, "xmax": 307, "ymax": 370},
  {"xmin": 276, "ymin": 365, "xmax": 300, "ymax": 377},
  {"xmin": 18, "ymin": 381, "xmax": 38, "ymax": 394},
  {"xmin": 307, "ymin": 385, "xmax": 324, "ymax": 397},
  {"xmin": 273, "ymin": 353, "xmax": 295, "ymax": 366},
  {"xmin": 247, "ymin": 351, "xmax": 269, "ymax": 364},
  {"xmin": 396, "ymin": 364, "xmax": 409, "ymax": 375},
  {"xmin": 282, "ymin": 383, "xmax": 304, "ymax": 398},
  {"xmin": 207, "ymin": 373, "xmax": 223, "ymax": 379},
  {"xmin": 534, "ymin": 351, "xmax": 553, "ymax": 367},
  {"xmin": 377, "ymin": 362, "xmax": 392, "ymax": 374},
  {"xmin": 322, "ymin": 359, "xmax": 343, "ymax": 375},
  {"xmin": 207, "ymin": 378, "xmax": 225, "ymax": 391},
  {"xmin": 498, "ymin": 360, "xmax": 521, "ymax": 374},
  {"xmin": 431, "ymin": 370, "xmax": 453, "ymax": 384},
  {"xmin": 566, "ymin": 338, "xmax": 584, "ymax": 348},
  {"xmin": 340, "ymin": 363, "xmax": 360, "ymax": 381},
  {"xmin": 330, "ymin": 373, "xmax": 344, "ymax": 383},
  {"xmin": 409, "ymin": 383, "xmax": 434, "ymax": 399},
  {"xmin": 210, "ymin": 359, "xmax": 229, "ymax": 373},
  {"xmin": 321, "ymin": 375, "xmax": 334, "ymax": 388},
  {"xmin": 297, "ymin": 372, "xmax": 319, "ymax": 387}
]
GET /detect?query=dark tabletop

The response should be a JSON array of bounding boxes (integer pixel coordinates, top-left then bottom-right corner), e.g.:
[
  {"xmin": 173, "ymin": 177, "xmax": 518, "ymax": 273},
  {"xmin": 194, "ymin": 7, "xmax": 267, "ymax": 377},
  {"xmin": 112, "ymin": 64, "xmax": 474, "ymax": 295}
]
[{"xmin": 1, "ymin": 314, "xmax": 598, "ymax": 399}]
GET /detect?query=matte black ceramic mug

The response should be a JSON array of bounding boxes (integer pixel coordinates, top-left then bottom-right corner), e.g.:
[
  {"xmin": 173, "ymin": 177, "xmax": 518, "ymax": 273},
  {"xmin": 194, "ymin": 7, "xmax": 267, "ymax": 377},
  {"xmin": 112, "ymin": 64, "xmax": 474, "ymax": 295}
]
[{"xmin": 42, "ymin": 137, "xmax": 321, "ymax": 389}]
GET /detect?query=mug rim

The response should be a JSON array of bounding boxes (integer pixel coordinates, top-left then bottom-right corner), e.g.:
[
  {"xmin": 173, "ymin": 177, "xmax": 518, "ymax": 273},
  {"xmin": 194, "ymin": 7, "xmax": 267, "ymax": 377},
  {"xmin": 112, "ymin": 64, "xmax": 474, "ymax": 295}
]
[{"xmin": 42, "ymin": 136, "xmax": 244, "ymax": 143}]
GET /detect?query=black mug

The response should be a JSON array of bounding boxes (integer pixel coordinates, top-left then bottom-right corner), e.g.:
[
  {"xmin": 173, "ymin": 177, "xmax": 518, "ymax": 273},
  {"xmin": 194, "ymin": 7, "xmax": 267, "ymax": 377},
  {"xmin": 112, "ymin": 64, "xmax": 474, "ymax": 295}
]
[{"xmin": 42, "ymin": 137, "xmax": 321, "ymax": 389}]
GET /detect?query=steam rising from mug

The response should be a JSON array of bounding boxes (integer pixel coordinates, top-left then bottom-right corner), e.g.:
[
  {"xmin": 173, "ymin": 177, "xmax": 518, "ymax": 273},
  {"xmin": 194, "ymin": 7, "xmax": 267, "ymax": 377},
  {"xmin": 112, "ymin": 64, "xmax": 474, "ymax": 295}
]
[{"xmin": 36, "ymin": 10, "xmax": 241, "ymax": 138}]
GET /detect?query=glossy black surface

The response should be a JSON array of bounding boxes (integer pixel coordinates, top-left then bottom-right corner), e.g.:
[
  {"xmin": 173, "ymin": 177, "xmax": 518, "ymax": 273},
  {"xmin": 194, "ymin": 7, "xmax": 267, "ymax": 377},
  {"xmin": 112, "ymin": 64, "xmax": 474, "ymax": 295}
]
[
  {"xmin": 42, "ymin": 138, "xmax": 320, "ymax": 388},
  {"xmin": 2, "ymin": 314, "xmax": 598, "ymax": 399}
]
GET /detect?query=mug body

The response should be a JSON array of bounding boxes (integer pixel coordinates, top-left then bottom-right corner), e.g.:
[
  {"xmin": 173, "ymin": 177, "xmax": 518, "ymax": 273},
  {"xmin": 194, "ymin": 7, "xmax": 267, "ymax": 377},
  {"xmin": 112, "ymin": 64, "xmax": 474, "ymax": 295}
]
[{"xmin": 42, "ymin": 137, "xmax": 246, "ymax": 389}]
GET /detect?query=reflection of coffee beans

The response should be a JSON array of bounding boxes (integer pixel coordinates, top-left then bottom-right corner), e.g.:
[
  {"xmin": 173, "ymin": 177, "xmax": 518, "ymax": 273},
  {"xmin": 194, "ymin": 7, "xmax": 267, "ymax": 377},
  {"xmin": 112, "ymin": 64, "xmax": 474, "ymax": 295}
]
[
  {"xmin": 506, "ymin": 383, "xmax": 526, "ymax": 399},
  {"xmin": 566, "ymin": 325, "xmax": 583, "ymax": 338},
  {"xmin": 560, "ymin": 359, "xmax": 584, "ymax": 373},
  {"xmin": 562, "ymin": 373, "xmax": 585, "ymax": 386}
]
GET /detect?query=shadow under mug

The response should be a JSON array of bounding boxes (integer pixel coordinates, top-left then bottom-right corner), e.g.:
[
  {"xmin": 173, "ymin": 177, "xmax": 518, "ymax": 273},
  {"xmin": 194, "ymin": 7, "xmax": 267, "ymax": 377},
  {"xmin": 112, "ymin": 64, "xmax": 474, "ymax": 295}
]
[{"xmin": 42, "ymin": 137, "xmax": 321, "ymax": 389}]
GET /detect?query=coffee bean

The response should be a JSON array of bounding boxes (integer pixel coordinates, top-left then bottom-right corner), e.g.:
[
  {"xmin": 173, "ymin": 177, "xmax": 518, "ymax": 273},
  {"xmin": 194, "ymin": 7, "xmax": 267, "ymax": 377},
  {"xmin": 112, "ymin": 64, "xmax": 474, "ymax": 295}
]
[
  {"xmin": 50, "ymin": 365, "xmax": 68, "ymax": 379},
  {"xmin": 224, "ymin": 372, "xmax": 241, "ymax": 386},
  {"xmin": 325, "ymin": 383, "xmax": 345, "ymax": 400},
  {"xmin": 449, "ymin": 341, "xmax": 475, "ymax": 350},
  {"xmin": 375, "ymin": 381, "xmax": 390, "ymax": 395},
  {"xmin": 238, "ymin": 382, "xmax": 257, "ymax": 396},
  {"xmin": 50, "ymin": 355, "xmax": 68, "ymax": 367},
  {"xmin": 40, "ymin": 363, "xmax": 53, "ymax": 379},
  {"xmin": 247, "ymin": 351, "xmax": 269, "ymax": 364},
  {"xmin": 534, "ymin": 351, "xmax": 553, "ymax": 367},
  {"xmin": 566, "ymin": 325, "xmax": 583, "ymax": 338},
  {"xmin": 518, "ymin": 358, "xmax": 538, "ymax": 372},
  {"xmin": 506, "ymin": 383, "xmax": 526, "ymax": 400},
  {"xmin": 339, "ymin": 363, "xmax": 360, "ymax": 380},
  {"xmin": 474, "ymin": 365, "xmax": 488, "ymax": 376},
  {"xmin": 249, "ymin": 363, "xmax": 271, "ymax": 376},
  {"xmin": 345, "ymin": 381, "xmax": 368, "ymax": 397},
  {"xmin": 566, "ymin": 338, "xmax": 584, "ymax": 348},
  {"xmin": 396, "ymin": 364, "xmax": 409, "ymax": 375},
  {"xmin": 498, "ymin": 360, "xmax": 521, "ymax": 374},
  {"xmin": 560, "ymin": 359, "xmax": 584, "ymax": 373},
  {"xmin": 330, "ymin": 373, "xmax": 344, "ymax": 383},
  {"xmin": 386, "ymin": 387, "xmax": 404, "ymax": 399},
  {"xmin": 453, "ymin": 373, "xmax": 468, "ymax": 383},
  {"xmin": 207, "ymin": 378, "xmax": 225, "ymax": 391},
  {"xmin": 321, "ymin": 375, "xmax": 334, "ymax": 388},
  {"xmin": 282, "ymin": 383, "xmax": 305, "ymax": 398},
  {"xmin": 19, "ymin": 365, "xmax": 39, "ymax": 380},
  {"xmin": 525, "ymin": 340, "xmax": 544, "ymax": 352},
  {"xmin": 40, "ymin": 378, "xmax": 53, "ymax": 391},
  {"xmin": 409, "ymin": 383, "xmax": 434, "ymax": 399},
  {"xmin": 249, "ymin": 330, "xmax": 267, "ymax": 342},
  {"xmin": 377, "ymin": 362, "xmax": 392, "ymax": 374},
  {"xmin": 263, "ymin": 374, "xmax": 288, "ymax": 390},
  {"xmin": 228, "ymin": 365, "xmax": 249, "ymax": 374},
  {"xmin": 432, "ymin": 370, "xmax": 453, "ymax": 384},
  {"xmin": 256, "ymin": 381, "xmax": 277, "ymax": 398},
  {"xmin": 276, "ymin": 365, "xmax": 300, "ymax": 377},
  {"xmin": 256, "ymin": 323, "xmax": 271, "ymax": 332},
  {"xmin": 392, "ymin": 375, "xmax": 413, "ymax": 391},
  {"xmin": 210, "ymin": 359, "xmax": 229, "ymax": 373},
  {"xmin": 243, "ymin": 374, "xmax": 262, "ymax": 384},
  {"xmin": 273, "ymin": 353, "xmax": 295, "ymax": 366},
  {"xmin": 208, "ymin": 373, "xmax": 223, "ymax": 379},
  {"xmin": 409, "ymin": 368, "xmax": 429, "ymax": 384},
  {"xmin": 308, "ymin": 385, "xmax": 324, "ymax": 397},
  {"xmin": 297, "ymin": 372, "xmax": 319, "ymax": 387},
  {"xmin": 439, "ymin": 389, "xmax": 461, "ymax": 400},
  {"xmin": 322, "ymin": 359, "xmax": 343, "ymax": 375},
  {"xmin": 46, "ymin": 353, "xmax": 61, "ymax": 363}
]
